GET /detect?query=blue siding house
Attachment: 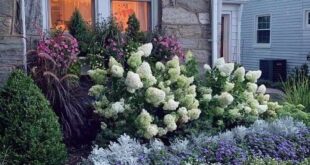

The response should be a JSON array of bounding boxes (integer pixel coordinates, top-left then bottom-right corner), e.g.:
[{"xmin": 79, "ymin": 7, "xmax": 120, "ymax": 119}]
[{"xmin": 241, "ymin": 0, "xmax": 310, "ymax": 72}]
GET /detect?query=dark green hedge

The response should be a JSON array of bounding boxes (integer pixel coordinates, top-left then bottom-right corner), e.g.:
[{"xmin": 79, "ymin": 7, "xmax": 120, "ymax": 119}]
[{"xmin": 0, "ymin": 70, "xmax": 67, "ymax": 164}]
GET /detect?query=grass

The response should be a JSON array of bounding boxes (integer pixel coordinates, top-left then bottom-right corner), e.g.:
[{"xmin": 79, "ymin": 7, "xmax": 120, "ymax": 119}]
[{"xmin": 283, "ymin": 74, "xmax": 310, "ymax": 112}]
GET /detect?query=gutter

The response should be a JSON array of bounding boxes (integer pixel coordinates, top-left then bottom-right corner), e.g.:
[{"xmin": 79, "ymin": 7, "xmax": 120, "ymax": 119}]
[
  {"xmin": 211, "ymin": 0, "xmax": 218, "ymax": 66},
  {"xmin": 21, "ymin": 0, "xmax": 27, "ymax": 71}
]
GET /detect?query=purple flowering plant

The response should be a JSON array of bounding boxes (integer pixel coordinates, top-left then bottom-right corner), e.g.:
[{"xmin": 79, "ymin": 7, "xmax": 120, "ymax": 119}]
[
  {"xmin": 245, "ymin": 129, "xmax": 310, "ymax": 162},
  {"xmin": 151, "ymin": 35, "xmax": 185, "ymax": 62},
  {"xmin": 201, "ymin": 140, "xmax": 247, "ymax": 165},
  {"xmin": 37, "ymin": 32, "xmax": 79, "ymax": 71}
]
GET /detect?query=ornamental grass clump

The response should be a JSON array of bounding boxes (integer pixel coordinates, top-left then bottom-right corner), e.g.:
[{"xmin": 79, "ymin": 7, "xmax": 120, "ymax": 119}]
[
  {"xmin": 88, "ymin": 43, "xmax": 200, "ymax": 143},
  {"xmin": 196, "ymin": 58, "xmax": 281, "ymax": 130},
  {"xmin": 283, "ymin": 73, "xmax": 310, "ymax": 113},
  {"xmin": 28, "ymin": 32, "xmax": 90, "ymax": 144}
]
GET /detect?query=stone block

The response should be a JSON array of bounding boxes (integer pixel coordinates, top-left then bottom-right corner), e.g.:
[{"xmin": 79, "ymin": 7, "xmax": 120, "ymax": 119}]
[
  {"xmin": 162, "ymin": 0, "xmax": 171, "ymax": 7},
  {"xmin": 198, "ymin": 13, "xmax": 210, "ymax": 24},
  {"xmin": 198, "ymin": 39, "xmax": 211, "ymax": 49},
  {"xmin": 192, "ymin": 49, "xmax": 210, "ymax": 64},
  {"xmin": 0, "ymin": 37, "xmax": 24, "ymax": 85},
  {"xmin": 162, "ymin": 7, "xmax": 199, "ymax": 25},
  {"xmin": 177, "ymin": 0, "xmax": 210, "ymax": 12},
  {"xmin": 179, "ymin": 38, "xmax": 199, "ymax": 49},
  {"xmin": 0, "ymin": 17, "xmax": 12, "ymax": 35},
  {"xmin": 25, "ymin": 0, "xmax": 42, "ymax": 35},
  {"xmin": 200, "ymin": 25, "xmax": 212, "ymax": 38},
  {"xmin": 163, "ymin": 25, "xmax": 181, "ymax": 37},
  {"xmin": 179, "ymin": 25, "xmax": 202, "ymax": 38},
  {"xmin": 0, "ymin": 0, "xmax": 14, "ymax": 16}
]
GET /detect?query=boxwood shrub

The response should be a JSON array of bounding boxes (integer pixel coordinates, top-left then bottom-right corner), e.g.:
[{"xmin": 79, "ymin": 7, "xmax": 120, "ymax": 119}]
[{"xmin": 0, "ymin": 70, "xmax": 67, "ymax": 164}]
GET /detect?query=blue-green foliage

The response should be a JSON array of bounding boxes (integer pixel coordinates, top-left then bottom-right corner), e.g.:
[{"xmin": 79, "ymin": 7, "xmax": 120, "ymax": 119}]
[{"xmin": 86, "ymin": 117, "xmax": 309, "ymax": 165}]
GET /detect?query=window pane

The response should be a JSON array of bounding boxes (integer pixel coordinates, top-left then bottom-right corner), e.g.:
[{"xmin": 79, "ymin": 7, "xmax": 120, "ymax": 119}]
[
  {"xmin": 258, "ymin": 22, "xmax": 269, "ymax": 29},
  {"xmin": 308, "ymin": 12, "xmax": 310, "ymax": 24},
  {"xmin": 112, "ymin": 0, "xmax": 151, "ymax": 31},
  {"xmin": 50, "ymin": 0, "xmax": 93, "ymax": 30},
  {"xmin": 258, "ymin": 16, "xmax": 270, "ymax": 29},
  {"xmin": 257, "ymin": 30, "xmax": 270, "ymax": 43}
]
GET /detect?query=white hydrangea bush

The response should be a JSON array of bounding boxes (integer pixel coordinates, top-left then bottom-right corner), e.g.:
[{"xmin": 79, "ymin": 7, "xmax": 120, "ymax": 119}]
[
  {"xmin": 88, "ymin": 43, "xmax": 201, "ymax": 141},
  {"xmin": 198, "ymin": 58, "xmax": 281, "ymax": 129}
]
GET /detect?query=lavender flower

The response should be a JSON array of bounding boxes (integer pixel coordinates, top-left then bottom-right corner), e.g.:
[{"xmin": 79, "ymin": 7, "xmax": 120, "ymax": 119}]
[
  {"xmin": 245, "ymin": 132, "xmax": 308, "ymax": 162},
  {"xmin": 203, "ymin": 140, "xmax": 247, "ymax": 165}
]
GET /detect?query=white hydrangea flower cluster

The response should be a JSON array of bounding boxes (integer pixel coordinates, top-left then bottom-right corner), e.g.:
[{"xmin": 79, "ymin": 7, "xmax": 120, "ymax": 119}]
[
  {"xmin": 137, "ymin": 62, "xmax": 157, "ymax": 87},
  {"xmin": 87, "ymin": 68, "xmax": 107, "ymax": 84},
  {"xmin": 127, "ymin": 51, "xmax": 143, "ymax": 69},
  {"xmin": 138, "ymin": 43, "xmax": 153, "ymax": 57},
  {"xmin": 125, "ymin": 71, "xmax": 143, "ymax": 93},
  {"xmin": 145, "ymin": 87, "xmax": 166, "ymax": 107},
  {"xmin": 94, "ymin": 98, "xmax": 129, "ymax": 118},
  {"xmin": 200, "ymin": 58, "xmax": 279, "ymax": 127},
  {"xmin": 109, "ymin": 57, "xmax": 124, "ymax": 78},
  {"xmin": 88, "ymin": 43, "xmax": 200, "ymax": 139},
  {"xmin": 136, "ymin": 109, "xmax": 159, "ymax": 139}
]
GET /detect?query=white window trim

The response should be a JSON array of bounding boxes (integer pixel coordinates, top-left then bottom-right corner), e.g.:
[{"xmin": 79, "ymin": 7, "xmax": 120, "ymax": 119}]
[
  {"xmin": 42, "ymin": 0, "xmax": 158, "ymax": 31},
  {"xmin": 41, "ymin": 0, "xmax": 50, "ymax": 31},
  {"xmin": 304, "ymin": 9, "xmax": 310, "ymax": 29},
  {"xmin": 253, "ymin": 14, "xmax": 271, "ymax": 48}
]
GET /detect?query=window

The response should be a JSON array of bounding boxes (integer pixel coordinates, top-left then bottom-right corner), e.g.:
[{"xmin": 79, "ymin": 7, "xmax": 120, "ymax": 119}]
[
  {"xmin": 256, "ymin": 15, "xmax": 271, "ymax": 44},
  {"xmin": 44, "ymin": 0, "xmax": 157, "ymax": 31},
  {"xmin": 50, "ymin": 0, "xmax": 94, "ymax": 30},
  {"xmin": 111, "ymin": 0, "xmax": 151, "ymax": 31},
  {"xmin": 305, "ymin": 10, "xmax": 310, "ymax": 28}
]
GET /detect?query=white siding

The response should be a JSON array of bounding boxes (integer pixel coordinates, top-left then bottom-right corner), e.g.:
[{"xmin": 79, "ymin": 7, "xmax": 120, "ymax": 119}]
[
  {"xmin": 302, "ymin": 0, "xmax": 310, "ymax": 65},
  {"xmin": 241, "ymin": 0, "xmax": 310, "ymax": 72},
  {"xmin": 222, "ymin": 4, "xmax": 242, "ymax": 63}
]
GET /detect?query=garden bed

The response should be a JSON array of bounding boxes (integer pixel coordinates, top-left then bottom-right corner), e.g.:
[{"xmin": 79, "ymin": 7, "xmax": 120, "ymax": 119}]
[{"xmin": 0, "ymin": 12, "xmax": 309, "ymax": 165}]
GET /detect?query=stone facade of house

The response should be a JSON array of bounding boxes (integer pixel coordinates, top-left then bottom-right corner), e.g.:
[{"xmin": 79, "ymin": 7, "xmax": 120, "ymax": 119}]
[
  {"xmin": 0, "ymin": 0, "xmax": 24, "ymax": 84},
  {"xmin": 161, "ymin": 0, "xmax": 212, "ymax": 67}
]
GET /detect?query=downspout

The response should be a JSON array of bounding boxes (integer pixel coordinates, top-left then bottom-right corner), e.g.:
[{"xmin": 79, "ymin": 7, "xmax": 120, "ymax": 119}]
[
  {"xmin": 21, "ymin": 0, "xmax": 27, "ymax": 71},
  {"xmin": 211, "ymin": 0, "xmax": 218, "ymax": 67},
  {"xmin": 237, "ymin": 4, "xmax": 244, "ymax": 64}
]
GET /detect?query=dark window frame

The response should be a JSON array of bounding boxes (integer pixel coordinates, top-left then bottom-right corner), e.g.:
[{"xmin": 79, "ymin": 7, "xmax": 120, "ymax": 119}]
[{"xmin": 256, "ymin": 15, "xmax": 271, "ymax": 44}]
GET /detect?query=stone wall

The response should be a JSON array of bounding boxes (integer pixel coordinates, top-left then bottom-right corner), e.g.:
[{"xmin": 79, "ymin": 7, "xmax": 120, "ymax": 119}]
[
  {"xmin": 25, "ymin": 0, "xmax": 42, "ymax": 49},
  {"xmin": 161, "ymin": 0, "xmax": 212, "ymax": 67},
  {"xmin": 0, "ymin": 0, "xmax": 24, "ymax": 85}
]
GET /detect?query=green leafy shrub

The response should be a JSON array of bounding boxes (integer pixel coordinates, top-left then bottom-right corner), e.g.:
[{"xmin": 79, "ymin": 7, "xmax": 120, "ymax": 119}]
[
  {"xmin": 183, "ymin": 51, "xmax": 200, "ymax": 78},
  {"xmin": 0, "ymin": 70, "xmax": 67, "ymax": 164},
  {"xmin": 88, "ymin": 43, "xmax": 200, "ymax": 145},
  {"xmin": 189, "ymin": 58, "xmax": 281, "ymax": 132},
  {"xmin": 68, "ymin": 9, "xmax": 88, "ymax": 37},
  {"xmin": 126, "ymin": 14, "xmax": 145, "ymax": 43},
  {"xmin": 86, "ymin": 18, "xmax": 125, "ymax": 69},
  {"xmin": 68, "ymin": 9, "xmax": 92, "ymax": 56},
  {"xmin": 277, "ymin": 102, "xmax": 310, "ymax": 126},
  {"xmin": 283, "ymin": 73, "xmax": 310, "ymax": 112}
]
